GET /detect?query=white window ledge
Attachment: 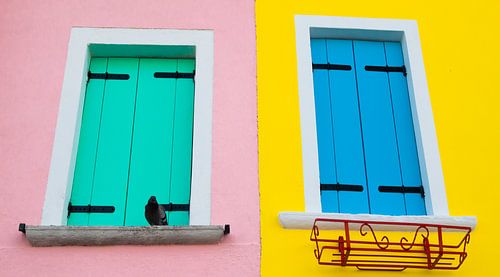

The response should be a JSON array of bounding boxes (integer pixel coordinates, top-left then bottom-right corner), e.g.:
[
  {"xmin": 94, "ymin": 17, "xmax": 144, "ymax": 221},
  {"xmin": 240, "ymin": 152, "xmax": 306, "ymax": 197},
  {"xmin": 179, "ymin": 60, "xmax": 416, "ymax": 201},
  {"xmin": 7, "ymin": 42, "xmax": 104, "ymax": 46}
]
[
  {"xmin": 21, "ymin": 225, "xmax": 229, "ymax": 247},
  {"xmin": 279, "ymin": 212, "xmax": 477, "ymax": 231}
]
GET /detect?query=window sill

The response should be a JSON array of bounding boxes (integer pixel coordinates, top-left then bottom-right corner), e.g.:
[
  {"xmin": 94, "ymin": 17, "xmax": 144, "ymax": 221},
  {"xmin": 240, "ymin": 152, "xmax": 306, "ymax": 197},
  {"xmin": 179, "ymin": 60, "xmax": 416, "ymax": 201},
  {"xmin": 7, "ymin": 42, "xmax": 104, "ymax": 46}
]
[
  {"xmin": 20, "ymin": 225, "xmax": 229, "ymax": 247},
  {"xmin": 279, "ymin": 212, "xmax": 477, "ymax": 231}
]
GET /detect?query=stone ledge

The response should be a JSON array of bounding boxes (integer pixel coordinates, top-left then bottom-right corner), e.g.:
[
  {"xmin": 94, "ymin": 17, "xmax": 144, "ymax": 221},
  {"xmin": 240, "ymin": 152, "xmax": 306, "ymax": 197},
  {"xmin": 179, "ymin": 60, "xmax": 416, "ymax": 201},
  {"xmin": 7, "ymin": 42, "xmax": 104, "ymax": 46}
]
[{"xmin": 21, "ymin": 225, "xmax": 228, "ymax": 247}]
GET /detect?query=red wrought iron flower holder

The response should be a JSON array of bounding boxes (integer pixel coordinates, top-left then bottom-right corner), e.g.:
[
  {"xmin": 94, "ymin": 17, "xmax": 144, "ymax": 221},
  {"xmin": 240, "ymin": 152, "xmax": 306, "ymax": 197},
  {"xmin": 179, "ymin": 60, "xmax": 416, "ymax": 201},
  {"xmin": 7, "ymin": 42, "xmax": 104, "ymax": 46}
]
[{"xmin": 310, "ymin": 218, "xmax": 471, "ymax": 271}]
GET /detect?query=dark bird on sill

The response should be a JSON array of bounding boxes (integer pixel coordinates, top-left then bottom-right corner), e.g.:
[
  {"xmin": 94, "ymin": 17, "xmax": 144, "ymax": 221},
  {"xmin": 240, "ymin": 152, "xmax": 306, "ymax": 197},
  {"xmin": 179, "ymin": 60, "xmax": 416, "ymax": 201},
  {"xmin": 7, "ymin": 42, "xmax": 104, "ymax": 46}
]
[{"xmin": 145, "ymin": 196, "xmax": 167, "ymax": 226}]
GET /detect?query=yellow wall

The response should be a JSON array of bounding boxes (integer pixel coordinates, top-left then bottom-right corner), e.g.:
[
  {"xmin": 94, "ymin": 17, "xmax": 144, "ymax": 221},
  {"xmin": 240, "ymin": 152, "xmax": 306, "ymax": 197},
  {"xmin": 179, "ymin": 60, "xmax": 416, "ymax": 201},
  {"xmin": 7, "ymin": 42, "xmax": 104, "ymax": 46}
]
[{"xmin": 256, "ymin": 0, "xmax": 500, "ymax": 276}]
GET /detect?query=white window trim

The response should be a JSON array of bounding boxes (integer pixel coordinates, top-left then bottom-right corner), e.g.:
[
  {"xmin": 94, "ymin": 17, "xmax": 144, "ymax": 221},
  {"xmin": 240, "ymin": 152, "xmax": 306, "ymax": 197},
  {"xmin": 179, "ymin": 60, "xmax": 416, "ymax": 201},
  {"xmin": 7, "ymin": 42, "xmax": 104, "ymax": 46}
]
[
  {"xmin": 41, "ymin": 27, "xmax": 214, "ymax": 226},
  {"xmin": 284, "ymin": 15, "xmax": 476, "ymax": 230}
]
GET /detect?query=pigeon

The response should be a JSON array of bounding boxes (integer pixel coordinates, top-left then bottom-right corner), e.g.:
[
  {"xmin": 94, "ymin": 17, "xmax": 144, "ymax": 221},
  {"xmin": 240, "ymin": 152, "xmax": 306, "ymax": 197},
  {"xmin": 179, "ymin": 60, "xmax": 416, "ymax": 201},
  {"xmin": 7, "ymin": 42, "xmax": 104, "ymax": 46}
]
[{"xmin": 145, "ymin": 196, "xmax": 167, "ymax": 226}]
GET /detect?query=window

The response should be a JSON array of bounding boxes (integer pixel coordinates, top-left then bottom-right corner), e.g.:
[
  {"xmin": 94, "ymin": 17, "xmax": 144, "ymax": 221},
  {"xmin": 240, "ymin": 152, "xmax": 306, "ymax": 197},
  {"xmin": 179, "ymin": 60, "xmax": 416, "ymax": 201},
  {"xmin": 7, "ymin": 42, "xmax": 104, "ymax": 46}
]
[
  {"xmin": 68, "ymin": 57, "xmax": 195, "ymax": 226},
  {"xmin": 311, "ymin": 39, "xmax": 425, "ymax": 216},
  {"xmin": 41, "ymin": 28, "xmax": 214, "ymax": 226},
  {"xmin": 278, "ymin": 15, "xmax": 476, "ymax": 229}
]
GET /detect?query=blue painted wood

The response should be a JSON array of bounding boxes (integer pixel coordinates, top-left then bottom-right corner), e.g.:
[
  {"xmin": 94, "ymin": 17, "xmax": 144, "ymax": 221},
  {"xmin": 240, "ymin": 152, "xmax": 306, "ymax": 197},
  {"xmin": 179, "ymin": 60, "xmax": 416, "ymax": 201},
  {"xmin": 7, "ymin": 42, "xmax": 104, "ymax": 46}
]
[
  {"xmin": 311, "ymin": 39, "xmax": 339, "ymax": 213},
  {"xmin": 326, "ymin": 39, "xmax": 369, "ymax": 214},
  {"xmin": 353, "ymin": 40, "xmax": 406, "ymax": 215},
  {"xmin": 384, "ymin": 42, "xmax": 426, "ymax": 215}
]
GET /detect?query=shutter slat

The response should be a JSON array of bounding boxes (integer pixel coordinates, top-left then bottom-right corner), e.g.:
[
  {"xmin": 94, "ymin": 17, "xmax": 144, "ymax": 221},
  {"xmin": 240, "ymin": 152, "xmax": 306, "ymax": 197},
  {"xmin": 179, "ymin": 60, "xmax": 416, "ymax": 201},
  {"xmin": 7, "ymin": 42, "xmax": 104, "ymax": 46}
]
[
  {"xmin": 68, "ymin": 58, "xmax": 108, "ymax": 226},
  {"xmin": 311, "ymin": 39, "xmax": 339, "ymax": 213},
  {"xmin": 89, "ymin": 58, "xmax": 140, "ymax": 226},
  {"xmin": 384, "ymin": 42, "xmax": 426, "ymax": 215},
  {"xmin": 325, "ymin": 39, "xmax": 369, "ymax": 213},
  {"xmin": 124, "ymin": 59, "xmax": 178, "ymax": 226}
]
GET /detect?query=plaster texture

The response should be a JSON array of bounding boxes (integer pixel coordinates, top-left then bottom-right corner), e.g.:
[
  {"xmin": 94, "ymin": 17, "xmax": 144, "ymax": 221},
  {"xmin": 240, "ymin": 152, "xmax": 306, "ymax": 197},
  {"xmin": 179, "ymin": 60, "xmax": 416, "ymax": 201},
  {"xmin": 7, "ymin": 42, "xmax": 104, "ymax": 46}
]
[{"xmin": 0, "ymin": 1, "xmax": 259, "ymax": 276}]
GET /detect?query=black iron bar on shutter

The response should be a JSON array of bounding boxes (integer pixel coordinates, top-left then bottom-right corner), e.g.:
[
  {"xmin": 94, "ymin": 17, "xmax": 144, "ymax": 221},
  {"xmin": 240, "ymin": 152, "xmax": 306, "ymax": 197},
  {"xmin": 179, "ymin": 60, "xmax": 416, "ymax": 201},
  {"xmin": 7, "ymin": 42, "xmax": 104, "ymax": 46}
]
[
  {"xmin": 365, "ymin": 65, "xmax": 407, "ymax": 76},
  {"xmin": 312, "ymin": 63, "xmax": 352, "ymax": 71},
  {"xmin": 67, "ymin": 203, "xmax": 115, "ymax": 216},
  {"xmin": 88, "ymin": 71, "xmax": 130, "ymax": 80},
  {"xmin": 154, "ymin": 71, "xmax": 195, "ymax": 79},
  {"xmin": 378, "ymin": 185, "xmax": 425, "ymax": 198},
  {"xmin": 161, "ymin": 203, "xmax": 190, "ymax": 212},
  {"xmin": 321, "ymin": 184, "xmax": 364, "ymax": 192}
]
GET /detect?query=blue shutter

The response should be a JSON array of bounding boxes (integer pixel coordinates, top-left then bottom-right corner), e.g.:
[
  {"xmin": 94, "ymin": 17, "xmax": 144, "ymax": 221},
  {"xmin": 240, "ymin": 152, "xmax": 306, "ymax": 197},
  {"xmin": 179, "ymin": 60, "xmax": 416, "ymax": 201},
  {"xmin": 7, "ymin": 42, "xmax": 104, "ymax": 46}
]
[
  {"xmin": 311, "ymin": 39, "xmax": 426, "ymax": 216},
  {"xmin": 325, "ymin": 39, "xmax": 369, "ymax": 213},
  {"xmin": 384, "ymin": 42, "xmax": 426, "ymax": 215},
  {"xmin": 353, "ymin": 40, "xmax": 406, "ymax": 215},
  {"xmin": 311, "ymin": 39, "xmax": 339, "ymax": 213}
]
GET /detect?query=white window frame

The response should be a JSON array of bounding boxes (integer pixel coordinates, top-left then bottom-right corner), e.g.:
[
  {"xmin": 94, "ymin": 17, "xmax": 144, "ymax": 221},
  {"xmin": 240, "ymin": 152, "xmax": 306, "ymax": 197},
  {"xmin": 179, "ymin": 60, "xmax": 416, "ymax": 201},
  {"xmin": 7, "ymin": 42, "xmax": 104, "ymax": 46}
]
[
  {"xmin": 41, "ymin": 27, "xmax": 214, "ymax": 226},
  {"xmin": 279, "ymin": 15, "xmax": 476, "ymax": 229}
]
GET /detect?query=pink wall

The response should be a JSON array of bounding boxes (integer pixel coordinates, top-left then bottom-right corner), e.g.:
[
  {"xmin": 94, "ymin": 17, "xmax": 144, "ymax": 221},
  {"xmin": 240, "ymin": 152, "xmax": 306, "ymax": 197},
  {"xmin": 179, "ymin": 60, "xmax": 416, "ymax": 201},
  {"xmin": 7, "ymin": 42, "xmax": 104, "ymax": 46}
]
[{"xmin": 0, "ymin": 0, "xmax": 259, "ymax": 276}]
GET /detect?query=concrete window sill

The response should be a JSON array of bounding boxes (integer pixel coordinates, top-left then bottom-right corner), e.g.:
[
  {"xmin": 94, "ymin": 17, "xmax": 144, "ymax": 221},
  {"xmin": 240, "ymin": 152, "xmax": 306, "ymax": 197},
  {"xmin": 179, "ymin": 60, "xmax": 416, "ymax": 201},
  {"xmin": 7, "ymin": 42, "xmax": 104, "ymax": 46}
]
[
  {"xmin": 20, "ymin": 225, "xmax": 229, "ymax": 247},
  {"xmin": 279, "ymin": 212, "xmax": 477, "ymax": 231}
]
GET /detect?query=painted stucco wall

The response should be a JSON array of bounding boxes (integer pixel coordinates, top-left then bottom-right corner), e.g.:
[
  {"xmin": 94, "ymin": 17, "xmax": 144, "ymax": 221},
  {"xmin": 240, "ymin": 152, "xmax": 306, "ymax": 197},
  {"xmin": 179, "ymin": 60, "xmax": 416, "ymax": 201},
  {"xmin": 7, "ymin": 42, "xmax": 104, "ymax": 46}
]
[
  {"xmin": 256, "ymin": 0, "xmax": 500, "ymax": 276},
  {"xmin": 0, "ymin": 1, "xmax": 259, "ymax": 276}
]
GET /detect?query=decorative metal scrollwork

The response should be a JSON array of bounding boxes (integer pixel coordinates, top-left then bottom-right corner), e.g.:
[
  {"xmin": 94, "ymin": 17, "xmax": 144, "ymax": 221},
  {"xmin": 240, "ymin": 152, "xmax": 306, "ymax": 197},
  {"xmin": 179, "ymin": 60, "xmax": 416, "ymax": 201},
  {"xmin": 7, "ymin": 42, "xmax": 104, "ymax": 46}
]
[{"xmin": 310, "ymin": 218, "xmax": 472, "ymax": 271}]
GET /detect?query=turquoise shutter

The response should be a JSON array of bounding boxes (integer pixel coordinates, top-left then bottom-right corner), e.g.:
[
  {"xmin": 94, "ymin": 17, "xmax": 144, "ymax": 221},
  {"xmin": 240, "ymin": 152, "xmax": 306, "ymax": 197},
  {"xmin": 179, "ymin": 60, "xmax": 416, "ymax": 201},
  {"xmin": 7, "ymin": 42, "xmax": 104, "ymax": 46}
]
[
  {"xmin": 124, "ymin": 59, "xmax": 195, "ymax": 226},
  {"xmin": 89, "ymin": 58, "xmax": 139, "ymax": 226},
  {"xmin": 68, "ymin": 57, "xmax": 195, "ymax": 226},
  {"xmin": 68, "ymin": 58, "xmax": 107, "ymax": 226},
  {"xmin": 124, "ymin": 59, "xmax": 179, "ymax": 226},
  {"xmin": 167, "ymin": 59, "xmax": 195, "ymax": 226}
]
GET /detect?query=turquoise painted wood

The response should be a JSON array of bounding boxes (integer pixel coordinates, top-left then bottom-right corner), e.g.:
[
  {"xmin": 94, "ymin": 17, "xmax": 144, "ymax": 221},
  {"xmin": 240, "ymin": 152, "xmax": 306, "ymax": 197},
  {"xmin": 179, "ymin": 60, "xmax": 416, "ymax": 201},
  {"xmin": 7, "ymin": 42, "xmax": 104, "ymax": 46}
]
[
  {"xmin": 325, "ymin": 39, "xmax": 369, "ymax": 214},
  {"xmin": 69, "ymin": 57, "xmax": 195, "ymax": 226},
  {"xmin": 384, "ymin": 42, "xmax": 426, "ymax": 215},
  {"xmin": 88, "ymin": 58, "xmax": 140, "ymax": 226},
  {"xmin": 68, "ymin": 58, "xmax": 107, "ymax": 226},
  {"xmin": 311, "ymin": 39, "xmax": 339, "ymax": 213},
  {"xmin": 353, "ymin": 41, "xmax": 406, "ymax": 215},
  {"xmin": 124, "ymin": 59, "xmax": 178, "ymax": 226},
  {"xmin": 168, "ymin": 59, "xmax": 195, "ymax": 226}
]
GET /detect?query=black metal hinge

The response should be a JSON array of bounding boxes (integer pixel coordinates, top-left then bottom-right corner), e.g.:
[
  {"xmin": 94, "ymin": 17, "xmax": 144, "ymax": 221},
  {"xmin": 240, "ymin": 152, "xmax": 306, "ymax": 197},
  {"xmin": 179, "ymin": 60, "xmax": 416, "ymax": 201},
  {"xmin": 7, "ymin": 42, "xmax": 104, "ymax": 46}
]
[
  {"xmin": 313, "ymin": 63, "xmax": 352, "ymax": 71},
  {"xmin": 365, "ymin": 65, "xmax": 407, "ymax": 76},
  {"xmin": 67, "ymin": 203, "xmax": 115, "ymax": 216},
  {"xmin": 378, "ymin": 185, "xmax": 425, "ymax": 198},
  {"xmin": 88, "ymin": 71, "xmax": 130, "ymax": 80},
  {"xmin": 154, "ymin": 71, "xmax": 195, "ymax": 79},
  {"xmin": 160, "ymin": 203, "xmax": 190, "ymax": 212},
  {"xmin": 321, "ymin": 184, "xmax": 364, "ymax": 192}
]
